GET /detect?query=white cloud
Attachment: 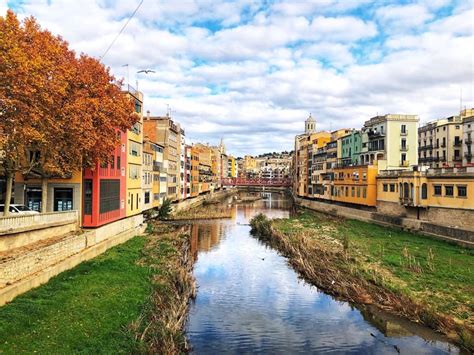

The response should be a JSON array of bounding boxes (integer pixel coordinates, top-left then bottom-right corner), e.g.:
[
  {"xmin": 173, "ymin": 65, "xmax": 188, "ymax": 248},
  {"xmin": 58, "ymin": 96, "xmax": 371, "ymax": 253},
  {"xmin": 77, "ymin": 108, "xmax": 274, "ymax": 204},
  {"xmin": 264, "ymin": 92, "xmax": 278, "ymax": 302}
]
[
  {"xmin": 375, "ymin": 4, "xmax": 434, "ymax": 32},
  {"xmin": 2, "ymin": 0, "xmax": 473, "ymax": 156}
]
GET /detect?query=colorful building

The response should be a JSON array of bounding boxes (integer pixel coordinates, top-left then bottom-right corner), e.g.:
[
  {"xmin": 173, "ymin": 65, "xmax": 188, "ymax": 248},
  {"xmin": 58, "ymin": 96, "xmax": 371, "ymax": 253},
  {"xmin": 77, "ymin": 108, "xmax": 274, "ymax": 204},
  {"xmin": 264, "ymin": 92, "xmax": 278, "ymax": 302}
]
[
  {"xmin": 360, "ymin": 114, "xmax": 419, "ymax": 169},
  {"xmin": 143, "ymin": 116, "xmax": 181, "ymax": 201},
  {"xmin": 377, "ymin": 167, "xmax": 474, "ymax": 229},
  {"xmin": 142, "ymin": 139, "xmax": 154, "ymax": 212},
  {"xmin": 332, "ymin": 165, "xmax": 378, "ymax": 207},
  {"xmin": 125, "ymin": 87, "xmax": 144, "ymax": 217},
  {"xmin": 463, "ymin": 115, "xmax": 474, "ymax": 166},
  {"xmin": 418, "ymin": 114, "xmax": 463, "ymax": 168},
  {"xmin": 82, "ymin": 130, "xmax": 127, "ymax": 228}
]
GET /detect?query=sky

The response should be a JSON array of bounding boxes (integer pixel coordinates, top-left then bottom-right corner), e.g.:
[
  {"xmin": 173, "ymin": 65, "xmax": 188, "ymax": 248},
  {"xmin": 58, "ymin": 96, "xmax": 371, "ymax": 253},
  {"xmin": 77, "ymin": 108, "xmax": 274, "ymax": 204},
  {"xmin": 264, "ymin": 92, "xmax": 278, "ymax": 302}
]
[{"xmin": 2, "ymin": 0, "xmax": 473, "ymax": 156}]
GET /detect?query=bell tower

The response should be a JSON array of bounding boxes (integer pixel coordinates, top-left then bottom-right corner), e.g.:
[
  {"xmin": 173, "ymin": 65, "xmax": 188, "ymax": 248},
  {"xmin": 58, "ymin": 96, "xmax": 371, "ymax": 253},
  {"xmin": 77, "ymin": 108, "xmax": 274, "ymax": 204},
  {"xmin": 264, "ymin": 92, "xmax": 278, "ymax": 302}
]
[{"xmin": 305, "ymin": 113, "xmax": 316, "ymax": 134}]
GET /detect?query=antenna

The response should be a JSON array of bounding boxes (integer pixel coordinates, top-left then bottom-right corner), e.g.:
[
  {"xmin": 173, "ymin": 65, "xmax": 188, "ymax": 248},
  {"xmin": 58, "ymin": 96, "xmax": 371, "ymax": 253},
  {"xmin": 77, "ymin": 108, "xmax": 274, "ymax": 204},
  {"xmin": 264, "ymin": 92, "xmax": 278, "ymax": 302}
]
[{"xmin": 460, "ymin": 87, "xmax": 463, "ymax": 114}]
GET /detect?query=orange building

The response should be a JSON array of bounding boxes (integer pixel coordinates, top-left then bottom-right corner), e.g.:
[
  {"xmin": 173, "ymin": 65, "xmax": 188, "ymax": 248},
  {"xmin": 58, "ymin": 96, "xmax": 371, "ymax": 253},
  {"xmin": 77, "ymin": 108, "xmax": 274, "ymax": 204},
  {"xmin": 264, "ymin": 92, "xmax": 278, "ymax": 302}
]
[{"xmin": 332, "ymin": 165, "xmax": 378, "ymax": 207}]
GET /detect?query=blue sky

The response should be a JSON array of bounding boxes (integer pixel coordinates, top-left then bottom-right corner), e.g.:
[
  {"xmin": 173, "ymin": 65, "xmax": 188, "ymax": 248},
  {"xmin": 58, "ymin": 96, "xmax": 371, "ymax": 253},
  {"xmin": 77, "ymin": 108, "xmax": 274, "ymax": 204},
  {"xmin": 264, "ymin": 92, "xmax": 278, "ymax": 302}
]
[{"xmin": 2, "ymin": 0, "xmax": 473, "ymax": 156}]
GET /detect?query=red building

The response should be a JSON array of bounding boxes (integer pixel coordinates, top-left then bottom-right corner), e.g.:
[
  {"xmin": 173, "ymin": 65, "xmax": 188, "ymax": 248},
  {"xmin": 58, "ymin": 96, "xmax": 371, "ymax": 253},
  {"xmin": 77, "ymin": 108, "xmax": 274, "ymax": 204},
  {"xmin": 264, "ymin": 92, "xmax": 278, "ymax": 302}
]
[{"xmin": 82, "ymin": 131, "xmax": 127, "ymax": 228}]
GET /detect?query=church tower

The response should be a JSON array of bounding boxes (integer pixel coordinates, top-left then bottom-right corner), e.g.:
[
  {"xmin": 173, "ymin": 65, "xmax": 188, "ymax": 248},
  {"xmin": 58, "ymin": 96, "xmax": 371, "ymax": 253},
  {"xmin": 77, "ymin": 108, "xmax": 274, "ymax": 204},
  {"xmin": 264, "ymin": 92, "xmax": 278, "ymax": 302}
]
[{"xmin": 305, "ymin": 113, "xmax": 316, "ymax": 134}]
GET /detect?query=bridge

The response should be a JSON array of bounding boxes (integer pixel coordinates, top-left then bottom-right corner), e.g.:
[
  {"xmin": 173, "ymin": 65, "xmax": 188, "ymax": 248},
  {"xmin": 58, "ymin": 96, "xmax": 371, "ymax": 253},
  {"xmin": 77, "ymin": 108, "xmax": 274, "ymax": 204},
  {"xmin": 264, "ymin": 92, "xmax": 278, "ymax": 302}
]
[{"xmin": 222, "ymin": 177, "xmax": 292, "ymax": 187}]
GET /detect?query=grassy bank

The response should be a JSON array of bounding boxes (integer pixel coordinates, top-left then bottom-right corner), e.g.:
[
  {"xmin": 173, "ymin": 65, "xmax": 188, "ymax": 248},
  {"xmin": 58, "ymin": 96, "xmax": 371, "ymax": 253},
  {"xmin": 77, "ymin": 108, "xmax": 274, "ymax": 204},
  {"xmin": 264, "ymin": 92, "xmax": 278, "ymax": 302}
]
[
  {"xmin": 0, "ymin": 224, "xmax": 194, "ymax": 354},
  {"xmin": 169, "ymin": 206, "xmax": 232, "ymax": 220},
  {"xmin": 250, "ymin": 210, "xmax": 474, "ymax": 351}
]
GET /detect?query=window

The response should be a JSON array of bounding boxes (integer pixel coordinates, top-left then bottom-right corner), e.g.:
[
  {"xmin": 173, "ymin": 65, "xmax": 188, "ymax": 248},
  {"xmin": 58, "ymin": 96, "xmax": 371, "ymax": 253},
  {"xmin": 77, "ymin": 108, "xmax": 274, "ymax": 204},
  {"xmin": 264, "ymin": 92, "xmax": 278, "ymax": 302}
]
[
  {"xmin": 54, "ymin": 188, "xmax": 73, "ymax": 211},
  {"xmin": 117, "ymin": 156, "xmax": 121, "ymax": 170},
  {"xmin": 390, "ymin": 184, "xmax": 395, "ymax": 192},
  {"xmin": 421, "ymin": 183, "xmax": 427, "ymax": 199},
  {"xmin": 401, "ymin": 153, "xmax": 406, "ymax": 164},
  {"xmin": 351, "ymin": 187, "xmax": 355, "ymax": 197},
  {"xmin": 129, "ymin": 165, "xmax": 140, "ymax": 179},
  {"xmin": 363, "ymin": 187, "xmax": 367, "ymax": 198},
  {"xmin": 130, "ymin": 141, "xmax": 141, "ymax": 157},
  {"xmin": 84, "ymin": 180, "xmax": 93, "ymax": 215},
  {"xmin": 110, "ymin": 155, "xmax": 115, "ymax": 169},
  {"xmin": 401, "ymin": 124, "xmax": 407, "ymax": 133},
  {"xmin": 445, "ymin": 185, "xmax": 453, "ymax": 197},
  {"xmin": 134, "ymin": 100, "xmax": 142, "ymax": 114},
  {"xmin": 383, "ymin": 184, "xmax": 388, "ymax": 192},
  {"xmin": 99, "ymin": 179, "xmax": 120, "ymax": 213},
  {"xmin": 434, "ymin": 185, "xmax": 442, "ymax": 196},
  {"xmin": 401, "ymin": 138, "xmax": 406, "ymax": 149},
  {"xmin": 457, "ymin": 185, "xmax": 467, "ymax": 197},
  {"xmin": 357, "ymin": 187, "xmax": 360, "ymax": 198}
]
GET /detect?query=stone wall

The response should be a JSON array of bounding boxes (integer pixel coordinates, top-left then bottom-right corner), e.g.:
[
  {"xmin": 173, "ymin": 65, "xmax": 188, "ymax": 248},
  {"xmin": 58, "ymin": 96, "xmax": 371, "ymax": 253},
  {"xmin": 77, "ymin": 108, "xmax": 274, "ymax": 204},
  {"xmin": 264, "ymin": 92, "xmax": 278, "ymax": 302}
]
[
  {"xmin": 0, "ymin": 214, "xmax": 144, "ymax": 306},
  {"xmin": 172, "ymin": 188, "xmax": 237, "ymax": 213}
]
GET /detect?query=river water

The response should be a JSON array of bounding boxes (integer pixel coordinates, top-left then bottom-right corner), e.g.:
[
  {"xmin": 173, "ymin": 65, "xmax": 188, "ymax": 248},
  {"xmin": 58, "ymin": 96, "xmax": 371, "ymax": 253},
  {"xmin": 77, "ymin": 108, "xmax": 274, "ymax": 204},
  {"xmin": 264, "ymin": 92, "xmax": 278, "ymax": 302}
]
[{"xmin": 185, "ymin": 192, "xmax": 461, "ymax": 354}]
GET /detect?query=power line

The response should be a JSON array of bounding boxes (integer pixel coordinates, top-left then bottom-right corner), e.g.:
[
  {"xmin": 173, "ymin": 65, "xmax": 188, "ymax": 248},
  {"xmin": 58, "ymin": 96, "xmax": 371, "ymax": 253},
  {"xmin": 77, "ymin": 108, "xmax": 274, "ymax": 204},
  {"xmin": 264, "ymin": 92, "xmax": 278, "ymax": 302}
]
[{"xmin": 99, "ymin": 0, "xmax": 144, "ymax": 61}]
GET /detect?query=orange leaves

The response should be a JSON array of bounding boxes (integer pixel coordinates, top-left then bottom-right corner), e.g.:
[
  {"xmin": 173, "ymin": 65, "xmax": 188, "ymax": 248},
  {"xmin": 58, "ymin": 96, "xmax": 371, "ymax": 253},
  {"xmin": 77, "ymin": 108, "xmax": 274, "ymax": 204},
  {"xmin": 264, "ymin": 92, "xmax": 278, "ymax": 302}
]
[{"xmin": 0, "ymin": 10, "xmax": 137, "ymax": 178}]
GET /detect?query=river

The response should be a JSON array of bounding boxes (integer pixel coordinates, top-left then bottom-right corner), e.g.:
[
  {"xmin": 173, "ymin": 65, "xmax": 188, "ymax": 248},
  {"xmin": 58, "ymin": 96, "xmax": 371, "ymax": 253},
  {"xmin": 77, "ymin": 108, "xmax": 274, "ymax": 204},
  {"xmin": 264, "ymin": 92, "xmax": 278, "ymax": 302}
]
[{"xmin": 185, "ymin": 192, "xmax": 461, "ymax": 354}]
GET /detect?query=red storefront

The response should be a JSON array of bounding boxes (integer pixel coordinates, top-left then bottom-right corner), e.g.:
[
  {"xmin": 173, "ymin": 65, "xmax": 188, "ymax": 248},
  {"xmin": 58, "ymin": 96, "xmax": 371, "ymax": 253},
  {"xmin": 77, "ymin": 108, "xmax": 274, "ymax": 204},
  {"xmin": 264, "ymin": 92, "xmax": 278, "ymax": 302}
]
[{"xmin": 82, "ymin": 131, "xmax": 127, "ymax": 228}]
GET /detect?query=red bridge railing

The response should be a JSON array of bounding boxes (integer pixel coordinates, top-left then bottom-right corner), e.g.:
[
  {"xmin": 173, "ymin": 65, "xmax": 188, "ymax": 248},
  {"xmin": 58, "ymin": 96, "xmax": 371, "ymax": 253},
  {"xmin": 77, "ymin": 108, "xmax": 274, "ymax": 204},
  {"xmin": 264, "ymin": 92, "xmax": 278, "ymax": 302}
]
[{"xmin": 222, "ymin": 177, "xmax": 292, "ymax": 187}]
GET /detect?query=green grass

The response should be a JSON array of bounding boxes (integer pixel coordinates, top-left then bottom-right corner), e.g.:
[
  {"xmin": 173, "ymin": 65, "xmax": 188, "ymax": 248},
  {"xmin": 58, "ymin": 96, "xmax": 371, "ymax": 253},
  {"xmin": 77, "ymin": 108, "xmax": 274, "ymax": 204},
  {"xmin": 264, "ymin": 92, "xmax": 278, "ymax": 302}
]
[
  {"xmin": 274, "ymin": 210, "xmax": 474, "ymax": 323},
  {"xmin": 0, "ymin": 236, "xmax": 151, "ymax": 354}
]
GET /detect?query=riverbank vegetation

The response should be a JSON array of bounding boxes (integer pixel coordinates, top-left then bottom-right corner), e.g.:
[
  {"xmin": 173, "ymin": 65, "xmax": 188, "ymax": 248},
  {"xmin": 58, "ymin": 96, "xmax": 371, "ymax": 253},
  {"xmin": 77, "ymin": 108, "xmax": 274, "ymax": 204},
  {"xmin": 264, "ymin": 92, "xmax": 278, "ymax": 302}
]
[
  {"xmin": 0, "ymin": 224, "xmax": 194, "ymax": 354},
  {"xmin": 250, "ymin": 210, "xmax": 474, "ymax": 351},
  {"xmin": 169, "ymin": 206, "xmax": 232, "ymax": 220}
]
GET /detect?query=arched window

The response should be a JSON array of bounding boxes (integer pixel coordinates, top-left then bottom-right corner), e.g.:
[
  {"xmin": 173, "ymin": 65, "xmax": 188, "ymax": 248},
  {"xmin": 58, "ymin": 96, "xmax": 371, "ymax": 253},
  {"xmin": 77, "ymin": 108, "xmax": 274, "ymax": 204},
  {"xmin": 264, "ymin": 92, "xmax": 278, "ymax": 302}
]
[
  {"xmin": 421, "ymin": 183, "xmax": 427, "ymax": 199},
  {"xmin": 404, "ymin": 182, "xmax": 409, "ymax": 198},
  {"xmin": 399, "ymin": 183, "xmax": 403, "ymax": 198}
]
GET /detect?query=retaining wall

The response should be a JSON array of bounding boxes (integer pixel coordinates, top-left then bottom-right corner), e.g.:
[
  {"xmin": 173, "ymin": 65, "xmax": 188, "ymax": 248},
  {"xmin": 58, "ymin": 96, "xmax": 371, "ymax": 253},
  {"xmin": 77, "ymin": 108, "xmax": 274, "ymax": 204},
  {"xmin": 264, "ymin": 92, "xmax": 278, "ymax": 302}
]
[{"xmin": 0, "ymin": 214, "xmax": 144, "ymax": 306}]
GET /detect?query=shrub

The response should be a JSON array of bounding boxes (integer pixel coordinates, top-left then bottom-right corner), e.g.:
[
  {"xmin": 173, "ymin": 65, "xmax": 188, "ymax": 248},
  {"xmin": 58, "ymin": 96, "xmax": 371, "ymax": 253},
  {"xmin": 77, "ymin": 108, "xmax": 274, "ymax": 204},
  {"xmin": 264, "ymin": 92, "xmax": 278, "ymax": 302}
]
[
  {"xmin": 158, "ymin": 199, "xmax": 173, "ymax": 220},
  {"xmin": 250, "ymin": 213, "xmax": 272, "ymax": 237}
]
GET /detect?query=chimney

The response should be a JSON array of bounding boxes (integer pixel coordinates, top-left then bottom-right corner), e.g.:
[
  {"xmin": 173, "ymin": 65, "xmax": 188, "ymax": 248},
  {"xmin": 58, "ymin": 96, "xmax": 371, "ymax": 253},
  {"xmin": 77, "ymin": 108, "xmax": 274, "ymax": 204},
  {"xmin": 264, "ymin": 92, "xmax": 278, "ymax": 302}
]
[{"xmin": 146, "ymin": 110, "xmax": 150, "ymax": 120}]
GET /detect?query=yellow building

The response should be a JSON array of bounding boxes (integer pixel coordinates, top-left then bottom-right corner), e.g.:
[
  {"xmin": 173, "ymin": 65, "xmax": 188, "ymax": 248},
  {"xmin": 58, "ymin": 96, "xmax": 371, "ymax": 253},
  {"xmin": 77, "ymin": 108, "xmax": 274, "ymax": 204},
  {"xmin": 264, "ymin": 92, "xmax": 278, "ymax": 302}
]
[
  {"xmin": 360, "ymin": 114, "xmax": 419, "ymax": 169},
  {"xmin": 125, "ymin": 88, "xmax": 144, "ymax": 217},
  {"xmin": 243, "ymin": 155, "xmax": 258, "ymax": 177},
  {"xmin": 377, "ymin": 167, "xmax": 474, "ymax": 229},
  {"xmin": 228, "ymin": 155, "xmax": 237, "ymax": 178}
]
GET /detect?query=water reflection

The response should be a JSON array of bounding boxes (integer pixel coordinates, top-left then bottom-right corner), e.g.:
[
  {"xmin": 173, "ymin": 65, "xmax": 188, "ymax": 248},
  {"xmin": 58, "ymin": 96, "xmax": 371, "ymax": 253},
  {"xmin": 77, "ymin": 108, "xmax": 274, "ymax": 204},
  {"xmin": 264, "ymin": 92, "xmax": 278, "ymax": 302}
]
[{"xmin": 186, "ymin": 193, "xmax": 460, "ymax": 354}]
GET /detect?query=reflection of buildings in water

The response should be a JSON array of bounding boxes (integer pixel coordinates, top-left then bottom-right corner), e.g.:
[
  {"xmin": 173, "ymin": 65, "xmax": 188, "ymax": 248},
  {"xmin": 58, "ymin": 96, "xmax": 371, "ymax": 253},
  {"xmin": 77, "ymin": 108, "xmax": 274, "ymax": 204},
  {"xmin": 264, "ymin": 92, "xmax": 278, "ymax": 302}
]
[{"xmin": 191, "ymin": 223, "xmax": 225, "ymax": 254}]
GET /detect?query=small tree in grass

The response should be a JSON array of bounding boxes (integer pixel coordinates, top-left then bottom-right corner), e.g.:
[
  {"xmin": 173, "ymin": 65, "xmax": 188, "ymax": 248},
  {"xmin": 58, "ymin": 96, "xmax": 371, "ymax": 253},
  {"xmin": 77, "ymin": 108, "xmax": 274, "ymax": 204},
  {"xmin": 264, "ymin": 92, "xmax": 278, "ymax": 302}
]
[{"xmin": 158, "ymin": 199, "xmax": 173, "ymax": 220}]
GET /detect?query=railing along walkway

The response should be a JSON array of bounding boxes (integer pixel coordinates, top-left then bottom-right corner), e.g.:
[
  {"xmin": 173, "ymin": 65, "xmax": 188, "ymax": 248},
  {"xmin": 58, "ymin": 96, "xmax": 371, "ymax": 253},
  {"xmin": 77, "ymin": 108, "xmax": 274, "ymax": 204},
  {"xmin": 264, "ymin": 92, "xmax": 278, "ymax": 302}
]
[{"xmin": 0, "ymin": 210, "xmax": 79, "ymax": 235}]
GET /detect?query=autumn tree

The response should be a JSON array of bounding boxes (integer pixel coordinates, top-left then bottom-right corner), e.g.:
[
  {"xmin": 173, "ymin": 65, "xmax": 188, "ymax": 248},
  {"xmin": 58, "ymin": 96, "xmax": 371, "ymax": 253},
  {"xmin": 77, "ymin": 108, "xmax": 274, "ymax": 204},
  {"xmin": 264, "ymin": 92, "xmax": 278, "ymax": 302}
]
[{"xmin": 0, "ymin": 10, "xmax": 137, "ymax": 215}]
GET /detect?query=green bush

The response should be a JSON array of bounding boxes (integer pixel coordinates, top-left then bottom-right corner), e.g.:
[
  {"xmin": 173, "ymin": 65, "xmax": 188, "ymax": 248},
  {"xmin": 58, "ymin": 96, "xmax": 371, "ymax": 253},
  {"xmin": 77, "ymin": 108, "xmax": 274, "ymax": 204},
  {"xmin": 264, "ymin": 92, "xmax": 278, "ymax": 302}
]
[
  {"xmin": 250, "ymin": 213, "xmax": 272, "ymax": 237},
  {"xmin": 158, "ymin": 199, "xmax": 173, "ymax": 220}
]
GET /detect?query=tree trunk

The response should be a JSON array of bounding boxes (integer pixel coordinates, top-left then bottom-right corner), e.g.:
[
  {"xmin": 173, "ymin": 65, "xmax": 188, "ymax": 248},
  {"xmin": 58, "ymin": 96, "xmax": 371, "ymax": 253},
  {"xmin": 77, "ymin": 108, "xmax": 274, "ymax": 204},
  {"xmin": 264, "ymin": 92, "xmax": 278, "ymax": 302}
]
[
  {"xmin": 3, "ymin": 173, "xmax": 13, "ymax": 216},
  {"xmin": 41, "ymin": 177, "xmax": 48, "ymax": 213}
]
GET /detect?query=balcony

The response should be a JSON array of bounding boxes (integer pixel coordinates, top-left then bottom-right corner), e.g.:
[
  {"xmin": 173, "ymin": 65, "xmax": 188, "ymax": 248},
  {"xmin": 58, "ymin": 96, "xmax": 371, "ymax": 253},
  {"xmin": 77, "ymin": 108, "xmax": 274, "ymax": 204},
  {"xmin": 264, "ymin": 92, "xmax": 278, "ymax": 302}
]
[
  {"xmin": 400, "ymin": 145, "xmax": 409, "ymax": 151},
  {"xmin": 400, "ymin": 130, "xmax": 408, "ymax": 136},
  {"xmin": 419, "ymin": 144, "xmax": 432, "ymax": 150},
  {"xmin": 454, "ymin": 140, "xmax": 462, "ymax": 147},
  {"xmin": 400, "ymin": 160, "xmax": 410, "ymax": 167},
  {"xmin": 465, "ymin": 152, "xmax": 473, "ymax": 160},
  {"xmin": 440, "ymin": 143, "xmax": 447, "ymax": 148},
  {"xmin": 368, "ymin": 130, "xmax": 385, "ymax": 139},
  {"xmin": 453, "ymin": 155, "xmax": 462, "ymax": 162},
  {"xmin": 466, "ymin": 138, "xmax": 473, "ymax": 145}
]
